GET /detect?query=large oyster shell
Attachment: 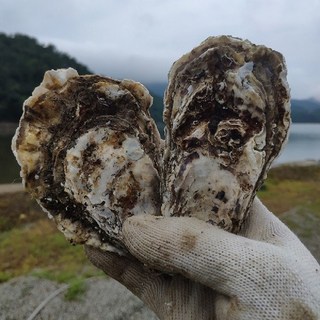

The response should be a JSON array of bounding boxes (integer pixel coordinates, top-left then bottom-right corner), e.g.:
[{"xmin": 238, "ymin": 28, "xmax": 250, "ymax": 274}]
[
  {"xmin": 12, "ymin": 36, "xmax": 291, "ymax": 253},
  {"xmin": 162, "ymin": 35, "xmax": 291, "ymax": 232},
  {"xmin": 12, "ymin": 68, "xmax": 162, "ymax": 252}
]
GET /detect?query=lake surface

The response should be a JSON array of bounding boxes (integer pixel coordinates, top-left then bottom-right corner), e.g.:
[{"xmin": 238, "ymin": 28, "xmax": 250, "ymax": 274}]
[
  {"xmin": 1, "ymin": 123, "xmax": 319, "ymax": 184},
  {"xmin": 276, "ymin": 123, "xmax": 320, "ymax": 164}
]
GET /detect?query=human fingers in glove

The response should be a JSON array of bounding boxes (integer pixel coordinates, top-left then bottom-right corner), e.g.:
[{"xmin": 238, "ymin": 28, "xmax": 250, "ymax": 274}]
[{"xmin": 85, "ymin": 197, "xmax": 320, "ymax": 320}]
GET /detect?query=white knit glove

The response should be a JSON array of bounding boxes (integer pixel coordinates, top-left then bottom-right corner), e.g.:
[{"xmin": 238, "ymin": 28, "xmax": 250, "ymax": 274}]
[{"xmin": 86, "ymin": 197, "xmax": 320, "ymax": 320}]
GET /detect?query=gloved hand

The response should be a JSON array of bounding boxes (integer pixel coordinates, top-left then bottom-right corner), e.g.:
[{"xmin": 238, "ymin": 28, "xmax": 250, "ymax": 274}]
[{"xmin": 85, "ymin": 197, "xmax": 320, "ymax": 320}]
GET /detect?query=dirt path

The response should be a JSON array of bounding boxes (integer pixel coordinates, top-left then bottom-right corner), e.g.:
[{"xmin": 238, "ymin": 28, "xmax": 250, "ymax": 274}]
[{"xmin": 0, "ymin": 183, "xmax": 24, "ymax": 194}]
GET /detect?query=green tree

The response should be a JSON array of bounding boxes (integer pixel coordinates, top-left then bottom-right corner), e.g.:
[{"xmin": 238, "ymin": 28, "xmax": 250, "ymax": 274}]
[{"xmin": 0, "ymin": 33, "xmax": 91, "ymax": 122}]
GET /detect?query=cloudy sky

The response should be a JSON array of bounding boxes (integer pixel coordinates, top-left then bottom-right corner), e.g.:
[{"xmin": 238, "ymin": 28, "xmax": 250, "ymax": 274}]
[{"xmin": 1, "ymin": 0, "xmax": 320, "ymax": 99}]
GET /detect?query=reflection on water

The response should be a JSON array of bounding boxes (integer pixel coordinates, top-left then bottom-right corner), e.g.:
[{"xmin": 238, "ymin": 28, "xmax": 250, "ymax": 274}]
[{"xmin": 0, "ymin": 123, "xmax": 319, "ymax": 184}]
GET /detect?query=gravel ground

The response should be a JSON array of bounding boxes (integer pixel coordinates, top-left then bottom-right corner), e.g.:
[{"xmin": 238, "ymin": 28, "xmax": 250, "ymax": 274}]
[{"xmin": 0, "ymin": 276, "xmax": 158, "ymax": 320}]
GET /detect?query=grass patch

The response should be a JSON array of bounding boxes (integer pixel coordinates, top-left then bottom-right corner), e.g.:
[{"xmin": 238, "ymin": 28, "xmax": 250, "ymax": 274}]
[
  {"xmin": 0, "ymin": 192, "xmax": 42, "ymax": 232},
  {"xmin": 257, "ymin": 163, "xmax": 320, "ymax": 262},
  {"xmin": 0, "ymin": 215, "xmax": 103, "ymax": 283},
  {"xmin": 267, "ymin": 164, "xmax": 320, "ymax": 181},
  {"xmin": 0, "ymin": 191, "xmax": 104, "ymax": 283},
  {"xmin": 258, "ymin": 179, "xmax": 320, "ymax": 214},
  {"xmin": 64, "ymin": 277, "xmax": 87, "ymax": 301},
  {"xmin": 258, "ymin": 164, "xmax": 320, "ymax": 215},
  {"xmin": 0, "ymin": 271, "xmax": 12, "ymax": 283}
]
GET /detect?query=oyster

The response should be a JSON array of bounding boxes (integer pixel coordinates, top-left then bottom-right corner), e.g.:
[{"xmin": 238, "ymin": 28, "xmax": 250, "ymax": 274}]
[
  {"xmin": 162, "ymin": 35, "xmax": 291, "ymax": 232},
  {"xmin": 12, "ymin": 68, "xmax": 162, "ymax": 252},
  {"xmin": 12, "ymin": 36, "xmax": 291, "ymax": 252}
]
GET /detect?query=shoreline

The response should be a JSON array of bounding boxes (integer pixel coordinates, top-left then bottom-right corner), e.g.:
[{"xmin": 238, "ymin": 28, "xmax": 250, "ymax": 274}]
[
  {"xmin": 0, "ymin": 183, "xmax": 24, "ymax": 194},
  {"xmin": 273, "ymin": 159, "xmax": 320, "ymax": 167},
  {"xmin": 1, "ymin": 121, "xmax": 320, "ymax": 136},
  {"xmin": 0, "ymin": 160, "xmax": 319, "ymax": 195}
]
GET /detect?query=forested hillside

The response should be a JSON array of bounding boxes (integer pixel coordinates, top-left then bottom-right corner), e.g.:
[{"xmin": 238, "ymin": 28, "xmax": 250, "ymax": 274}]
[
  {"xmin": 1, "ymin": 33, "xmax": 319, "ymax": 127},
  {"xmin": 0, "ymin": 33, "xmax": 166, "ymax": 131},
  {"xmin": 0, "ymin": 33, "xmax": 91, "ymax": 122}
]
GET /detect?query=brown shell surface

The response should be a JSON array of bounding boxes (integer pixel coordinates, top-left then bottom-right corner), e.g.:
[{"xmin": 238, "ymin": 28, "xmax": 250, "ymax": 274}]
[
  {"xmin": 12, "ymin": 36, "xmax": 291, "ymax": 252},
  {"xmin": 162, "ymin": 35, "xmax": 291, "ymax": 232},
  {"xmin": 12, "ymin": 69, "xmax": 162, "ymax": 252}
]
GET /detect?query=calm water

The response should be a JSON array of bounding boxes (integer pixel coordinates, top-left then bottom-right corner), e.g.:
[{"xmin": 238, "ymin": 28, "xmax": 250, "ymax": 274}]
[
  {"xmin": 276, "ymin": 123, "xmax": 320, "ymax": 164},
  {"xmin": 0, "ymin": 133, "xmax": 21, "ymax": 184},
  {"xmin": 1, "ymin": 123, "xmax": 319, "ymax": 184}
]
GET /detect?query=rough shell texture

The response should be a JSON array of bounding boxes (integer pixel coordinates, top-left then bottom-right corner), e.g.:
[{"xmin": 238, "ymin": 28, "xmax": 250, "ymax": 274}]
[
  {"xmin": 12, "ymin": 68, "xmax": 162, "ymax": 253},
  {"xmin": 12, "ymin": 36, "xmax": 291, "ymax": 252},
  {"xmin": 162, "ymin": 35, "xmax": 291, "ymax": 232}
]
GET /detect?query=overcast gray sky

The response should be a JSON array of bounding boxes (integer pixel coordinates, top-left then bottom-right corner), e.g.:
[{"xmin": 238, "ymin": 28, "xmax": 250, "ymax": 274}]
[{"xmin": 1, "ymin": 0, "xmax": 320, "ymax": 99}]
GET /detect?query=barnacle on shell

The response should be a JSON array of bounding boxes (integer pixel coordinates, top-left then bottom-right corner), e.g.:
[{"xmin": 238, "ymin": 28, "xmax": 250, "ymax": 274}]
[
  {"xmin": 162, "ymin": 35, "xmax": 291, "ymax": 232},
  {"xmin": 12, "ymin": 68, "xmax": 162, "ymax": 252}
]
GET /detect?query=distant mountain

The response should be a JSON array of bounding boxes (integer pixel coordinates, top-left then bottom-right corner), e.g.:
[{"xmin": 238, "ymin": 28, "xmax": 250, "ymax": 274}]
[
  {"xmin": 1, "ymin": 33, "xmax": 319, "ymax": 126},
  {"xmin": 145, "ymin": 83, "xmax": 166, "ymax": 136},
  {"xmin": 0, "ymin": 33, "xmax": 91, "ymax": 122},
  {"xmin": 149, "ymin": 92, "xmax": 165, "ymax": 137},
  {"xmin": 148, "ymin": 96, "xmax": 320, "ymax": 138},
  {"xmin": 291, "ymin": 99, "xmax": 320, "ymax": 123},
  {"xmin": 147, "ymin": 82, "xmax": 320, "ymax": 125},
  {"xmin": 145, "ymin": 82, "xmax": 167, "ymax": 97}
]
